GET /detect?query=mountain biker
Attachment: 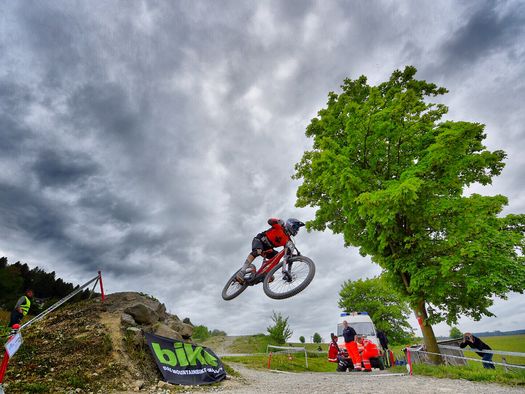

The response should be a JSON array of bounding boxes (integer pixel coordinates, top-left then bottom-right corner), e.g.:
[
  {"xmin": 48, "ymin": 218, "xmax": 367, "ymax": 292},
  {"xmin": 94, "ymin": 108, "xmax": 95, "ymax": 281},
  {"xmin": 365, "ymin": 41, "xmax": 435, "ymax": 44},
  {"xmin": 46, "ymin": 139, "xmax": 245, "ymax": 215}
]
[{"xmin": 236, "ymin": 218, "xmax": 305, "ymax": 283}]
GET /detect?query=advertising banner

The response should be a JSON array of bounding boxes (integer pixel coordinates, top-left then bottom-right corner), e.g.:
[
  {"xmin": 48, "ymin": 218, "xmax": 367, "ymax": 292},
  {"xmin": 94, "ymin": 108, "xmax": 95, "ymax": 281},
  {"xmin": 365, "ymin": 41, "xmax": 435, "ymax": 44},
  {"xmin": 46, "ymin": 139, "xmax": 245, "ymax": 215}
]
[{"xmin": 145, "ymin": 332, "xmax": 226, "ymax": 385}]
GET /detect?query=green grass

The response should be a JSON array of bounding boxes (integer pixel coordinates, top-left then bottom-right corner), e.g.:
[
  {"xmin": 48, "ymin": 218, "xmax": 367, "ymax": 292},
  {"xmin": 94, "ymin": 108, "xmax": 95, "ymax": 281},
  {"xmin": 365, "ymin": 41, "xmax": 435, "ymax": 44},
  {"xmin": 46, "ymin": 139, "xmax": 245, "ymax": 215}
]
[
  {"xmin": 411, "ymin": 363, "xmax": 525, "ymax": 386},
  {"xmin": 228, "ymin": 334, "xmax": 277, "ymax": 353},
  {"xmin": 223, "ymin": 352, "xmax": 336, "ymax": 373}
]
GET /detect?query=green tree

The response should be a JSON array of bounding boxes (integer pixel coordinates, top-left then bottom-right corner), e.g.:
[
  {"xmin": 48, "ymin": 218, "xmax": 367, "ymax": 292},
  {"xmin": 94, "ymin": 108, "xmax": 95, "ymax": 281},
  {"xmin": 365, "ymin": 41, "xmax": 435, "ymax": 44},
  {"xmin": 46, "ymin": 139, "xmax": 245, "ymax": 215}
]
[
  {"xmin": 192, "ymin": 325, "xmax": 211, "ymax": 341},
  {"xmin": 312, "ymin": 332, "xmax": 322, "ymax": 343},
  {"xmin": 449, "ymin": 327, "xmax": 463, "ymax": 339},
  {"xmin": 294, "ymin": 66, "xmax": 525, "ymax": 362},
  {"xmin": 339, "ymin": 275, "xmax": 413, "ymax": 344},
  {"xmin": 267, "ymin": 311, "xmax": 293, "ymax": 345},
  {"xmin": 299, "ymin": 336, "xmax": 305, "ymax": 344}
]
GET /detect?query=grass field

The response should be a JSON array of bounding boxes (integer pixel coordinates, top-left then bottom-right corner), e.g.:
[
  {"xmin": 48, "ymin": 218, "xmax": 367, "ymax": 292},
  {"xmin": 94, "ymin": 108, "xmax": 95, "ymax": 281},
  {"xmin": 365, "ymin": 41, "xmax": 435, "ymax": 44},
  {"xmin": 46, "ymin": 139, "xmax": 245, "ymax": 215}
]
[{"xmin": 223, "ymin": 352, "xmax": 335, "ymax": 373}]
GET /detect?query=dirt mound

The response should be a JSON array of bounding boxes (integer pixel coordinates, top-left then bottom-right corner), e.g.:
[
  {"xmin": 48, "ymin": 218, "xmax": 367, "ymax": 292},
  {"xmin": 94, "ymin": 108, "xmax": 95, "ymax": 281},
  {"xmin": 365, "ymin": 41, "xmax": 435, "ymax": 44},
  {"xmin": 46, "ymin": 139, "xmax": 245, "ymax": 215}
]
[{"xmin": 1, "ymin": 292, "xmax": 197, "ymax": 393}]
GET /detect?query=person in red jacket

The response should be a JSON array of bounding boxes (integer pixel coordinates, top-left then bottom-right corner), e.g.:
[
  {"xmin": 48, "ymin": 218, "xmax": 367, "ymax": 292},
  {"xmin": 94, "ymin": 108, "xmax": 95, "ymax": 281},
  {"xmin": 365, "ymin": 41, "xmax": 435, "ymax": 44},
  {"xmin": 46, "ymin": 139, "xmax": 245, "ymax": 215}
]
[
  {"xmin": 236, "ymin": 218, "xmax": 305, "ymax": 283},
  {"xmin": 357, "ymin": 336, "xmax": 380, "ymax": 372},
  {"xmin": 328, "ymin": 333, "xmax": 340, "ymax": 363}
]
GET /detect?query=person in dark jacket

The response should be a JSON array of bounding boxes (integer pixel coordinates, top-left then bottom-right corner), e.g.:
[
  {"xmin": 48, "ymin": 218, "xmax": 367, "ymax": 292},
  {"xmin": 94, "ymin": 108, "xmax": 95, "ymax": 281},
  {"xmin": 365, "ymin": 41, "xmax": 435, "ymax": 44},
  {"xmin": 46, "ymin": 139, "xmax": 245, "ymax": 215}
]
[
  {"xmin": 342, "ymin": 320, "xmax": 362, "ymax": 371},
  {"xmin": 377, "ymin": 330, "xmax": 389, "ymax": 350},
  {"xmin": 459, "ymin": 332, "xmax": 495, "ymax": 369}
]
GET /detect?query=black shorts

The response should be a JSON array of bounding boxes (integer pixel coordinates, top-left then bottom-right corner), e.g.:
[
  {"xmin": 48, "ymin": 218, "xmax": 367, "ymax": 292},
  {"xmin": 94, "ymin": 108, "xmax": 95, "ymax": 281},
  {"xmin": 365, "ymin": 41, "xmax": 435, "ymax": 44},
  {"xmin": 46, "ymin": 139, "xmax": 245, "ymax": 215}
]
[{"xmin": 251, "ymin": 235, "xmax": 278, "ymax": 258}]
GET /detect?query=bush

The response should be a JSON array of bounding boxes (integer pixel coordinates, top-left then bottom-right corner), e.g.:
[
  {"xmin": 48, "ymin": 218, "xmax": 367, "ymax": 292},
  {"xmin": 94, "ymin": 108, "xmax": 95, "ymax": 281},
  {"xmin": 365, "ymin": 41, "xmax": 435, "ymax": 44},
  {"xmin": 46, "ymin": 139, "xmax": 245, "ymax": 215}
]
[{"xmin": 267, "ymin": 311, "xmax": 293, "ymax": 345}]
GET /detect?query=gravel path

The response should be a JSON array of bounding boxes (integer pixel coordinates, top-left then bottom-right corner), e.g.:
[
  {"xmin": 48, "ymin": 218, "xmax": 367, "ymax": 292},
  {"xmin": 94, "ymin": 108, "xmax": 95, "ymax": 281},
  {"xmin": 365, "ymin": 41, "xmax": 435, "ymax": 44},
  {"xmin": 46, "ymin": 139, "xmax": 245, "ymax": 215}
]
[{"xmin": 220, "ymin": 363, "xmax": 524, "ymax": 394}]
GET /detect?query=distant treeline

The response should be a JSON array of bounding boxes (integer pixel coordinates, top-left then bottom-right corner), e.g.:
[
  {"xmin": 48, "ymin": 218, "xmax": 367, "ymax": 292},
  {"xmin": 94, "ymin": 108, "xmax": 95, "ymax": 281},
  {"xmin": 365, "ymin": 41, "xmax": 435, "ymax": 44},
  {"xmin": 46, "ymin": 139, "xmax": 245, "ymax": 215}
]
[
  {"xmin": 474, "ymin": 329, "xmax": 525, "ymax": 337},
  {"xmin": 0, "ymin": 257, "xmax": 91, "ymax": 316}
]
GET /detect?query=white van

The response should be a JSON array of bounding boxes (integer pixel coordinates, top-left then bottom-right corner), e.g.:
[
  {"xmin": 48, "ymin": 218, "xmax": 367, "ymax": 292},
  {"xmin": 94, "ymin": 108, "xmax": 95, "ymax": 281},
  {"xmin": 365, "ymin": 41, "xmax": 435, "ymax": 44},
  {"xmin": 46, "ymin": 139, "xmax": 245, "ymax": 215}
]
[{"xmin": 336, "ymin": 312, "xmax": 381, "ymax": 348}]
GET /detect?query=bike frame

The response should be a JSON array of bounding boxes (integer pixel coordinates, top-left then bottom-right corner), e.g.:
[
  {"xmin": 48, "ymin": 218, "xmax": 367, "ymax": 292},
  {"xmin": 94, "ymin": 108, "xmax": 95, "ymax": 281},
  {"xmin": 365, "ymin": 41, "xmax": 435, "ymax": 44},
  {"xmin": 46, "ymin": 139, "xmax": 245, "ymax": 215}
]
[{"xmin": 256, "ymin": 249, "xmax": 286, "ymax": 277}]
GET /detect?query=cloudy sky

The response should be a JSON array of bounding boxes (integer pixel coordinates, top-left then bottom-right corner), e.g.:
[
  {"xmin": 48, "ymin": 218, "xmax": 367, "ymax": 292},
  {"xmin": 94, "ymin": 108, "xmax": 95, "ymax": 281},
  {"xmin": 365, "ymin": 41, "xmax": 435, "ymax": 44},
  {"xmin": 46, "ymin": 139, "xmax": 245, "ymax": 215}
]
[{"xmin": 1, "ymin": 0, "xmax": 524, "ymax": 341}]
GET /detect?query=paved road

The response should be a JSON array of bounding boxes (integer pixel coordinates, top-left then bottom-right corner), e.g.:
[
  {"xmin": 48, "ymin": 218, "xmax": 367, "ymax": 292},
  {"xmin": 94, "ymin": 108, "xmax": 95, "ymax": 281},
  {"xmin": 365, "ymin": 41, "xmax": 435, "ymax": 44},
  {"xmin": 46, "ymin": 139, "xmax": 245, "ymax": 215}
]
[{"xmin": 219, "ymin": 363, "xmax": 524, "ymax": 394}]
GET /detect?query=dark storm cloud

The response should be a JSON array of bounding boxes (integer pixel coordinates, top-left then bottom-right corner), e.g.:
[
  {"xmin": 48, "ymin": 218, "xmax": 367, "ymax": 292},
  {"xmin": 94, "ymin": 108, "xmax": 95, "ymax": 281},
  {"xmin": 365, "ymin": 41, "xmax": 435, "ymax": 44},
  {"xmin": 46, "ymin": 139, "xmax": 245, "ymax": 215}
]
[
  {"xmin": 434, "ymin": 1, "xmax": 525, "ymax": 73},
  {"xmin": 32, "ymin": 150, "xmax": 99, "ymax": 187},
  {"xmin": 0, "ymin": 81, "xmax": 34, "ymax": 155},
  {"xmin": 0, "ymin": 183, "xmax": 67, "ymax": 242}
]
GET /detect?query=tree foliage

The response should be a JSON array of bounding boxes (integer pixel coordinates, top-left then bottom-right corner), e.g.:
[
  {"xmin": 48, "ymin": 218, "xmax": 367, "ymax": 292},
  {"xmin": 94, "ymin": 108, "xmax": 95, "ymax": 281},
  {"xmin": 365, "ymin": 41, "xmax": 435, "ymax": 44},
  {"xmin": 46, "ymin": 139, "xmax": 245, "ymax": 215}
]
[
  {"xmin": 449, "ymin": 327, "xmax": 463, "ymax": 339},
  {"xmin": 299, "ymin": 336, "xmax": 305, "ymax": 344},
  {"xmin": 192, "ymin": 325, "xmax": 211, "ymax": 341},
  {"xmin": 267, "ymin": 311, "xmax": 293, "ymax": 345},
  {"xmin": 312, "ymin": 332, "xmax": 322, "ymax": 343},
  {"xmin": 294, "ymin": 66, "xmax": 525, "ymax": 354},
  {"xmin": 192, "ymin": 325, "xmax": 227, "ymax": 341},
  {"xmin": 339, "ymin": 275, "xmax": 413, "ymax": 344}
]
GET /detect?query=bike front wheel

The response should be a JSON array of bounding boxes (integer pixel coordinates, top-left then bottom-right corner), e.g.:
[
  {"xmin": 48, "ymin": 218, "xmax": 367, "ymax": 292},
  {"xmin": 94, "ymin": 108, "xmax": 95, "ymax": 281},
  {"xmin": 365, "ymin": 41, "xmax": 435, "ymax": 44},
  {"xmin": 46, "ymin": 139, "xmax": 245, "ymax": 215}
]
[
  {"xmin": 263, "ymin": 256, "xmax": 315, "ymax": 299},
  {"xmin": 222, "ymin": 270, "xmax": 248, "ymax": 301}
]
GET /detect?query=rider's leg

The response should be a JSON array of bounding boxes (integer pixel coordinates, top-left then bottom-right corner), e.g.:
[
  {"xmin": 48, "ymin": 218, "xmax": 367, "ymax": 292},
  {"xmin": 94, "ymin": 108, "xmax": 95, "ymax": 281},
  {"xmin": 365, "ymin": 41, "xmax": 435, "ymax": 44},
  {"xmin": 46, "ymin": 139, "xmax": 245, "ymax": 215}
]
[
  {"xmin": 236, "ymin": 253, "xmax": 258, "ymax": 282},
  {"xmin": 237, "ymin": 237, "xmax": 265, "ymax": 282}
]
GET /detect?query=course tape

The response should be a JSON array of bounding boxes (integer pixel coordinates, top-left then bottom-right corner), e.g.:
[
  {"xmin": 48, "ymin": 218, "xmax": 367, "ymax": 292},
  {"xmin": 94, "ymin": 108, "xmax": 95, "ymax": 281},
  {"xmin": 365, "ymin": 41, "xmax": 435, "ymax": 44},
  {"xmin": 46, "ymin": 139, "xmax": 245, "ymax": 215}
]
[{"xmin": 408, "ymin": 348, "xmax": 525, "ymax": 369}]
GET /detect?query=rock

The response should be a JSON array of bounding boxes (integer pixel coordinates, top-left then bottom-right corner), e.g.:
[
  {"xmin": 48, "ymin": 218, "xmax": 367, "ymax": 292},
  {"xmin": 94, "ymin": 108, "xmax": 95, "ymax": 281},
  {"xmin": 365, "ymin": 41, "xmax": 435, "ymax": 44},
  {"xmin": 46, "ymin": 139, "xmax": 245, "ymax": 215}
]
[
  {"xmin": 154, "ymin": 323, "xmax": 183, "ymax": 341},
  {"xmin": 121, "ymin": 312, "xmax": 137, "ymax": 327},
  {"xmin": 155, "ymin": 303, "xmax": 167, "ymax": 321},
  {"xmin": 182, "ymin": 317, "xmax": 193, "ymax": 326},
  {"xmin": 133, "ymin": 380, "xmax": 144, "ymax": 391},
  {"xmin": 124, "ymin": 304, "xmax": 159, "ymax": 325},
  {"xmin": 180, "ymin": 323, "xmax": 193, "ymax": 338},
  {"xmin": 157, "ymin": 381, "xmax": 170, "ymax": 388},
  {"xmin": 168, "ymin": 320, "xmax": 194, "ymax": 338}
]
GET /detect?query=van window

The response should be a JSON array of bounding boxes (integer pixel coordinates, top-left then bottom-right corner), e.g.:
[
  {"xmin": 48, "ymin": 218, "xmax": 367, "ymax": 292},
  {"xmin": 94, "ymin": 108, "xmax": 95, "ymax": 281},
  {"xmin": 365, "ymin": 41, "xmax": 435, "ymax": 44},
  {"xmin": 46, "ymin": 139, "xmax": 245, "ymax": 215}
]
[{"xmin": 337, "ymin": 323, "xmax": 375, "ymax": 337}]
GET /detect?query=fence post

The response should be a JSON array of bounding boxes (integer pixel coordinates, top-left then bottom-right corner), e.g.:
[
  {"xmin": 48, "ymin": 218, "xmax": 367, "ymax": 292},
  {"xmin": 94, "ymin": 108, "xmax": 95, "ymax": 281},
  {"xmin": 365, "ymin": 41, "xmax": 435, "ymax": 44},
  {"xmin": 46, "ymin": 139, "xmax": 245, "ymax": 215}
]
[
  {"xmin": 267, "ymin": 352, "xmax": 272, "ymax": 369},
  {"xmin": 0, "ymin": 325, "xmax": 19, "ymax": 387},
  {"xmin": 98, "ymin": 271, "xmax": 105, "ymax": 302},
  {"xmin": 0, "ymin": 351, "xmax": 9, "ymax": 385},
  {"xmin": 501, "ymin": 356, "xmax": 508, "ymax": 372},
  {"xmin": 406, "ymin": 348, "xmax": 413, "ymax": 376}
]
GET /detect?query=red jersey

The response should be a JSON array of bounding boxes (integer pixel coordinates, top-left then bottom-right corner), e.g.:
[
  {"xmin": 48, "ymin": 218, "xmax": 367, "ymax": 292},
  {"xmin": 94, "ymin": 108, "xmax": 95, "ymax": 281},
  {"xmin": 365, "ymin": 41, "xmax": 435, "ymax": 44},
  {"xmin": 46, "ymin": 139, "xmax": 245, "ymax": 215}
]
[
  {"xmin": 328, "ymin": 341, "xmax": 340, "ymax": 362},
  {"xmin": 264, "ymin": 218, "xmax": 290, "ymax": 247}
]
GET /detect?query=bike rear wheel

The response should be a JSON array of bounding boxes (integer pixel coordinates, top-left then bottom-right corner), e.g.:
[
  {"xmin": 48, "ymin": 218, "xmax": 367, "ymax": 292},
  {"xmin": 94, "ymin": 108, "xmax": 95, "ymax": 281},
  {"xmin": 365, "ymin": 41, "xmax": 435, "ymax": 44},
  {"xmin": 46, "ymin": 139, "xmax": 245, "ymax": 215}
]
[
  {"xmin": 222, "ymin": 270, "xmax": 248, "ymax": 301},
  {"xmin": 263, "ymin": 256, "xmax": 315, "ymax": 299}
]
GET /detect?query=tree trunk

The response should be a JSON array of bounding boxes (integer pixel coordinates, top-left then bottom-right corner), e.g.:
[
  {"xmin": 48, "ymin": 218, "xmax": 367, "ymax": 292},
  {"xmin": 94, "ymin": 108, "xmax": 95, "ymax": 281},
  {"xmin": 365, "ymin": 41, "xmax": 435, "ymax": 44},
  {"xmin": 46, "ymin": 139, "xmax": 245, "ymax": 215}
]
[{"xmin": 413, "ymin": 299, "xmax": 441, "ymax": 364}]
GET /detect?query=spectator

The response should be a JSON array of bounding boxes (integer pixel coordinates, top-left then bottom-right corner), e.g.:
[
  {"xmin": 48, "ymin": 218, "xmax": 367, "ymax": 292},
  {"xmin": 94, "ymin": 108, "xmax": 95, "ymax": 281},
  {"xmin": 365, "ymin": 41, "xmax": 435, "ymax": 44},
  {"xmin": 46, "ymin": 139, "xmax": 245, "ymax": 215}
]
[
  {"xmin": 459, "ymin": 332, "xmax": 495, "ymax": 369},
  {"xmin": 328, "ymin": 333, "xmax": 339, "ymax": 363},
  {"xmin": 342, "ymin": 320, "xmax": 362, "ymax": 371},
  {"xmin": 377, "ymin": 330, "xmax": 389, "ymax": 350},
  {"xmin": 9, "ymin": 289, "xmax": 33, "ymax": 328}
]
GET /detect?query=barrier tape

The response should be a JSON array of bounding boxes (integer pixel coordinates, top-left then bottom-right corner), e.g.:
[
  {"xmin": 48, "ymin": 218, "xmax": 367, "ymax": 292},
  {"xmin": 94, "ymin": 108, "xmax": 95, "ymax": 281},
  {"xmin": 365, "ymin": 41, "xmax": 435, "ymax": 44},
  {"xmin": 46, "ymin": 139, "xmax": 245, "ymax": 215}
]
[{"xmin": 408, "ymin": 348, "xmax": 525, "ymax": 369}]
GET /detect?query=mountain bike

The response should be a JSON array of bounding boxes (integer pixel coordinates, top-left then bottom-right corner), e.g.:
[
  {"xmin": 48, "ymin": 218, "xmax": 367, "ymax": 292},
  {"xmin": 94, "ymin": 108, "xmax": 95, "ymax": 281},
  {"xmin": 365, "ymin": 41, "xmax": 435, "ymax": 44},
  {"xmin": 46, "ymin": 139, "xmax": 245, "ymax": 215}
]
[{"xmin": 221, "ymin": 238, "xmax": 315, "ymax": 300}]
